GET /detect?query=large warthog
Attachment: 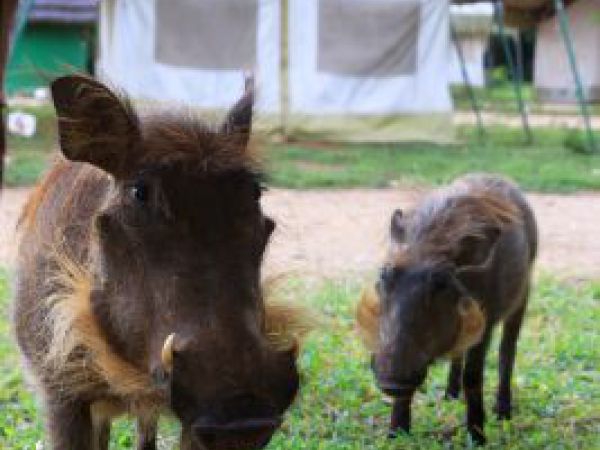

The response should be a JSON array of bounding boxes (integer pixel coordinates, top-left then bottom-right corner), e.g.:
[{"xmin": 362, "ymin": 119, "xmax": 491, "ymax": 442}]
[
  {"xmin": 14, "ymin": 75, "xmax": 311, "ymax": 450},
  {"xmin": 357, "ymin": 174, "xmax": 537, "ymax": 445}
]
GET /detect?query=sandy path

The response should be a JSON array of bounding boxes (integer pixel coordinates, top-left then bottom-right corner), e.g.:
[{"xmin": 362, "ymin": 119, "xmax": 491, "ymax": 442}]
[
  {"xmin": 2, "ymin": 187, "xmax": 599, "ymax": 279},
  {"xmin": 454, "ymin": 111, "xmax": 600, "ymax": 129},
  {"xmin": 0, "ymin": 188, "xmax": 29, "ymax": 271},
  {"xmin": 263, "ymin": 189, "xmax": 600, "ymax": 279}
]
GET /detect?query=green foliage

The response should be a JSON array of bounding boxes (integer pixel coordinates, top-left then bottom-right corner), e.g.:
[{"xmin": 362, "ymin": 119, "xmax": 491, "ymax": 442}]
[{"xmin": 1, "ymin": 270, "xmax": 599, "ymax": 449}]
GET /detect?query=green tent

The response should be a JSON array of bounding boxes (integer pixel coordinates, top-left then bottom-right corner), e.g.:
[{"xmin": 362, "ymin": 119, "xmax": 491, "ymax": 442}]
[{"xmin": 6, "ymin": 0, "xmax": 97, "ymax": 96}]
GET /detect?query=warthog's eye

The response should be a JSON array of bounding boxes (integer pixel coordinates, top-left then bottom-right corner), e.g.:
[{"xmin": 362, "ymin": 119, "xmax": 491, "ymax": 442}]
[
  {"xmin": 130, "ymin": 180, "xmax": 149, "ymax": 204},
  {"xmin": 428, "ymin": 268, "xmax": 454, "ymax": 294}
]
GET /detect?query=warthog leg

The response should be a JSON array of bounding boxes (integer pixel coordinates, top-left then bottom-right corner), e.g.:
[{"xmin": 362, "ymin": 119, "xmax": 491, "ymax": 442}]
[
  {"xmin": 46, "ymin": 399, "xmax": 94, "ymax": 450},
  {"xmin": 463, "ymin": 327, "xmax": 493, "ymax": 446},
  {"xmin": 180, "ymin": 426, "xmax": 194, "ymax": 450},
  {"xmin": 388, "ymin": 391, "xmax": 414, "ymax": 438},
  {"xmin": 445, "ymin": 356, "xmax": 464, "ymax": 400},
  {"xmin": 92, "ymin": 417, "xmax": 110, "ymax": 450},
  {"xmin": 137, "ymin": 415, "xmax": 158, "ymax": 450},
  {"xmin": 496, "ymin": 300, "xmax": 527, "ymax": 420}
]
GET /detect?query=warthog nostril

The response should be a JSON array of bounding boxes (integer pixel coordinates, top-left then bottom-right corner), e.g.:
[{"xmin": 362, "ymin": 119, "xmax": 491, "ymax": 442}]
[
  {"xmin": 377, "ymin": 380, "xmax": 417, "ymax": 398},
  {"xmin": 192, "ymin": 416, "xmax": 282, "ymax": 450},
  {"xmin": 193, "ymin": 416, "xmax": 281, "ymax": 434}
]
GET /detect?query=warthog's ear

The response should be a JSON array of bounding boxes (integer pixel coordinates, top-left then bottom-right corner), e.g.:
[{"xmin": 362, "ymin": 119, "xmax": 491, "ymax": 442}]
[
  {"xmin": 454, "ymin": 224, "xmax": 501, "ymax": 275},
  {"xmin": 390, "ymin": 209, "xmax": 406, "ymax": 243},
  {"xmin": 449, "ymin": 298, "xmax": 485, "ymax": 356},
  {"xmin": 51, "ymin": 75, "xmax": 140, "ymax": 175},
  {"xmin": 220, "ymin": 74, "xmax": 254, "ymax": 148}
]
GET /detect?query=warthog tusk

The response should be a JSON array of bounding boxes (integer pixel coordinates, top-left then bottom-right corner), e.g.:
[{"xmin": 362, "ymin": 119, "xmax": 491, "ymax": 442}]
[{"xmin": 161, "ymin": 333, "xmax": 176, "ymax": 373}]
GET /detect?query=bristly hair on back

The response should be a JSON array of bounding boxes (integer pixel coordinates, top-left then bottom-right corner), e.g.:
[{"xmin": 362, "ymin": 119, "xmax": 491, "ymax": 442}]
[
  {"xmin": 134, "ymin": 73, "xmax": 260, "ymax": 176},
  {"xmin": 138, "ymin": 112, "xmax": 262, "ymax": 176},
  {"xmin": 391, "ymin": 182, "xmax": 522, "ymax": 266}
]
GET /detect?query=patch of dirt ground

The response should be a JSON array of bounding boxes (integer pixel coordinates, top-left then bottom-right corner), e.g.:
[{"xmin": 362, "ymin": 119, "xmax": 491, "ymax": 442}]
[{"xmin": 2, "ymin": 187, "xmax": 599, "ymax": 279}]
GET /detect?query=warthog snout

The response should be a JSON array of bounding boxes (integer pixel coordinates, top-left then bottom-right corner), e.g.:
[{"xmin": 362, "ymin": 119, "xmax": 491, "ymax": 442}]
[
  {"xmin": 371, "ymin": 354, "xmax": 426, "ymax": 397},
  {"xmin": 191, "ymin": 394, "xmax": 282, "ymax": 450},
  {"xmin": 377, "ymin": 381, "xmax": 418, "ymax": 399}
]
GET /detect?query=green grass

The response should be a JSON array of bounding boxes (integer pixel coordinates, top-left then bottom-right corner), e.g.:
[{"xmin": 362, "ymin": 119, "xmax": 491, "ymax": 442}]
[
  {"xmin": 1, "ymin": 270, "xmax": 599, "ymax": 449},
  {"xmin": 4, "ymin": 103, "xmax": 600, "ymax": 192},
  {"xmin": 452, "ymin": 80, "xmax": 600, "ymax": 115},
  {"xmin": 267, "ymin": 127, "xmax": 600, "ymax": 192},
  {"xmin": 452, "ymin": 83, "xmax": 537, "ymax": 114},
  {"xmin": 5, "ymin": 104, "xmax": 56, "ymax": 187}
]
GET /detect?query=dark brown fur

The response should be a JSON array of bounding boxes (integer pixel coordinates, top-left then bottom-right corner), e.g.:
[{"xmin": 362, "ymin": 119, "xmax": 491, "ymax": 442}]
[
  {"xmin": 357, "ymin": 173, "xmax": 537, "ymax": 445},
  {"xmin": 14, "ymin": 75, "xmax": 310, "ymax": 450}
]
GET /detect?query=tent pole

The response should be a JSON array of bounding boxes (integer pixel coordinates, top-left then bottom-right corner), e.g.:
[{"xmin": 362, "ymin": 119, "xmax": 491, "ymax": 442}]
[
  {"xmin": 515, "ymin": 32, "xmax": 524, "ymax": 88},
  {"xmin": 493, "ymin": 0, "xmax": 532, "ymax": 144},
  {"xmin": 554, "ymin": 0, "xmax": 597, "ymax": 153},
  {"xmin": 280, "ymin": 0, "xmax": 290, "ymax": 140},
  {"xmin": 450, "ymin": 23, "xmax": 485, "ymax": 140}
]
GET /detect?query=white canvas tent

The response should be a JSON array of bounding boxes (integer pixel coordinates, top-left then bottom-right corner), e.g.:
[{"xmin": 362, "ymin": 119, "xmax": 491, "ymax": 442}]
[
  {"xmin": 98, "ymin": 0, "xmax": 453, "ymax": 142},
  {"xmin": 98, "ymin": 0, "xmax": 282, "ymax": 113},
  {"xmin": 535, "ymin": 0, "xmax": 600, "ymax": 103}
]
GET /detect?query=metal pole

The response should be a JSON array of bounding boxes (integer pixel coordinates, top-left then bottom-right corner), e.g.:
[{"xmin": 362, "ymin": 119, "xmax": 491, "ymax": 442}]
[
  {"xmin": 280, "ymin": 0, "xmax": 290, "ymax": 140},
  {"xmin": 493, "ymin": 0, "xmax": 533, "ymax": 144},
  {"xmin": 554, "ymin": 0, "xmax": 597, "ymax": 153},
  {"xmin": 450, "ymin": 22, "xmax": 485, "ymax": 139},
  {"xmin": 515, "ymin": 32, "xmax": 524, "ymax": 88},
  {"xmin": 10, "ymin": 0, "xmax": 36, "ymax": 59}
]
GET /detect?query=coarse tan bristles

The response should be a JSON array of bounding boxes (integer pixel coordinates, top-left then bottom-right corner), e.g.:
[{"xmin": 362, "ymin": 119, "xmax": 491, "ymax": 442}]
[
  {"xmin": 18, "ymin": 161, "xmax": 69, "ymax": 232},
  {"xmin": 355, "ymin": 286, "xmax": 380, "ymax": 352},
  {"xmin": 262, "ymin": 274, "xmax": 318, "ymax": 354},
  {"xmin": 44, "ymin": 251, "xmax": 155, "ymax": 397},
  {"xmin": 42, "ymin": 254, "xmax": 314, "ymax": 399},
  {"xmin": 447, "ymin": 298, "xmax": 486, "ymax": 358},
  {"xmin": 263, "ymin": 301, "xmax": 316, "ymax": 353}
]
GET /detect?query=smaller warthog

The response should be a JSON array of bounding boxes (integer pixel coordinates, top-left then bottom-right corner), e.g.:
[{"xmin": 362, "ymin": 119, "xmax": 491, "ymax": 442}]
[
  {"xmin": 14, "ymin": 75, "xmax": 312, "ymax": 450},
  {"xmin": 357, "ymin": 174, "xmax": 537, "ymax": 445}
]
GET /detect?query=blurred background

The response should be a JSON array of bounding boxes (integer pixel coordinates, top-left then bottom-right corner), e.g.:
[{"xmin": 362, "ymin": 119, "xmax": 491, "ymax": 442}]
[{"xmin": 0, "ymin": 1, "xmax": 599, "ymax": 449}]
